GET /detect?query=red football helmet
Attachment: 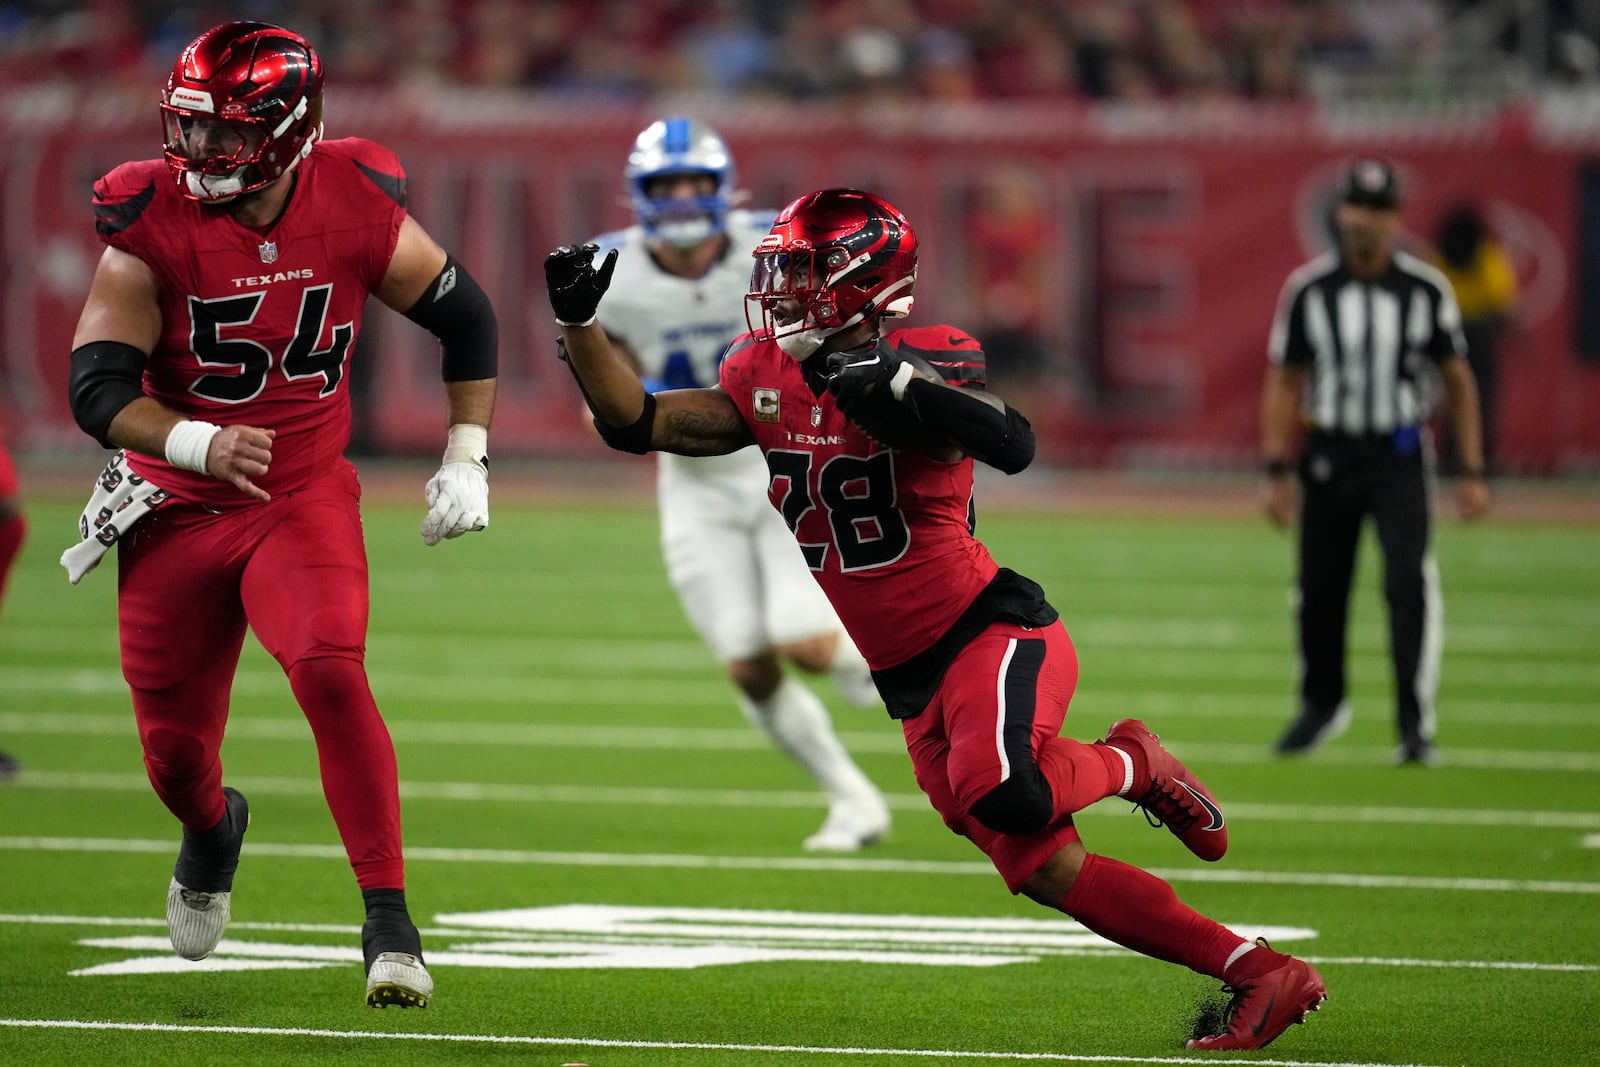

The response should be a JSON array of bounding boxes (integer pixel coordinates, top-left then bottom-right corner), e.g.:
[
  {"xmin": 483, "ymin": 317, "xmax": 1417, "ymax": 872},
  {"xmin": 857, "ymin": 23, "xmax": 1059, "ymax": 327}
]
[
  {"xmin": 747, "ymin": 189, "xmax": 918, "ymax": 359},
  {"xmin": 161, "ymin": 21, "xmax": 324, "ymax": 202}
]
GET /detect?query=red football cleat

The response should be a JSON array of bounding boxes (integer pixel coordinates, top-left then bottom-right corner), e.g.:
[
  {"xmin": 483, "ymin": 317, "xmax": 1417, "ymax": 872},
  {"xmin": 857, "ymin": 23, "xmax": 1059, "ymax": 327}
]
[
  {"xmin": 1101, "ymin": 719, "xmax": 1228, "ymax": 861},
  {"xmin": 1187, "ymin": 943, "xmax": 1328, "ymax": 1050}
]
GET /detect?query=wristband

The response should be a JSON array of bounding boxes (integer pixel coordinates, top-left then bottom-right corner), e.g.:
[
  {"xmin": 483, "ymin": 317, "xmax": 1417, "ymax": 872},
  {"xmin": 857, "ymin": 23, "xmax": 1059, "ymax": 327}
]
[
  {"xmin": 555, "ymin": 313, "xmax": 597, "ymax": 328},
  {"xmin": 1264, "ymin": 458, "xmax": 1292, "ymax": 478},
  {"xmin": 888, "ymin": 361, "xmax": 917, "ymax": 401},
  {"xmin": 441, "ymin": 423, "xmax": 489, "ymax": 471},
  {"xmin": 164, "ymin": 419, "xmax": 221, "ymax": 474}
]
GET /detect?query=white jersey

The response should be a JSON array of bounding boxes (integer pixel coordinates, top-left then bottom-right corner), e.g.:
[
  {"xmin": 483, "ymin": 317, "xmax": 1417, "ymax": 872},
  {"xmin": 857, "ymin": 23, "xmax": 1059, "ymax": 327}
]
[
  {"xmin": 591, "ymin": 210, "xmax": 845, "ymax": 661},
  {"xmin": 593, "ymin": 210, "xmax": 775, "ymax": 484}
]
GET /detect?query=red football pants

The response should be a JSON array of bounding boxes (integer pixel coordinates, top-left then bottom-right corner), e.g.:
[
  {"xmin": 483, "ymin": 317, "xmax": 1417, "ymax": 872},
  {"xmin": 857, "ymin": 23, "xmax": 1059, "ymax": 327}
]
[
  {"xmin": 0, "ymin": 438, "xmax": 24, "ymax": 605},
  {"xmin": 903, "ymin": 619, "xmax": 1121, "ymax": 892},
  {"xmin": 117, "ymin": 461, "xmax": 405, "ymax": 889}
]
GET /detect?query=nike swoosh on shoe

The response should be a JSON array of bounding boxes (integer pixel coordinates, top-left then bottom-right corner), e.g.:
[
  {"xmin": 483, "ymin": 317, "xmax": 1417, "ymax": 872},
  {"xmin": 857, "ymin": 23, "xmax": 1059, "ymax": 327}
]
[
  {"xmin": 1175, "ymin": 780, "xmax": 1225, "ymax": 830},
  {"xmin": 1249, "ymin": 991, "xmax": 1278, "ymax": 1037}
]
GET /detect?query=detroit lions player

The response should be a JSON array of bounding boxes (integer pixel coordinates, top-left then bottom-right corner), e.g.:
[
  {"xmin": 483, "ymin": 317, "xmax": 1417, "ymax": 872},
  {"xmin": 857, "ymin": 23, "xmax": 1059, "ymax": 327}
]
[{"xmin": 587, "ymin": 118, "xmax": 889, "ymax": 851}]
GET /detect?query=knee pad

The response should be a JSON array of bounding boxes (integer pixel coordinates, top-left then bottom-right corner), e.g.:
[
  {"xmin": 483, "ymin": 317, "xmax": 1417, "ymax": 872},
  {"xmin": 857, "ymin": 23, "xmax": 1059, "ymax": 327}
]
[
  {"xmin": 968, "ymin": 763, "xmax": 1054, "ymax": 835},
  {"xmin": 142, "ymin": 727, "xmax": 207, "ymax": 778},
  {"xmin": 287, "ymin": 653, "xmax": 367, "ymax": 698}
]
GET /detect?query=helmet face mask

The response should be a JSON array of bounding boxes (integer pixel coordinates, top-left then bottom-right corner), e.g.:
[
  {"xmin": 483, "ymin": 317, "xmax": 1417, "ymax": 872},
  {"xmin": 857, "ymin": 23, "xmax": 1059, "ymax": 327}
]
[
  {"xmin": 625, "ymin": 117, "xmax": 734, "ymax": 246},
  {"xmin": 746, "ymin": 189, "xmax": 918, "ymax": 360},
  {"xmin": 161, "ymin": 21, "xmax": 324, "ymax": 203},
  {"xmin": 162, "ymin": 114, "xmax": 264, "ymax": 174}
]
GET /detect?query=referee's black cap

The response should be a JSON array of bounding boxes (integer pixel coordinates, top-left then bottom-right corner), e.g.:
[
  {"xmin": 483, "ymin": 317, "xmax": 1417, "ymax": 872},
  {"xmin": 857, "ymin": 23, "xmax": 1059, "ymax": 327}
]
[{"xmin": 1339, "ymin": 157, "xmax": 1401, "ymax": 209}]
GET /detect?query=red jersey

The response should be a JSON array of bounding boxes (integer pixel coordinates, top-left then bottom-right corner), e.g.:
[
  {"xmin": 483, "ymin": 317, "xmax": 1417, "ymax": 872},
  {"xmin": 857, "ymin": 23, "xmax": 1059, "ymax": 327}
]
[
  {"xmin": 92, "ymin": 139, "xmax": 407, "ymax": 506},
  {"xmin": 721, "ymin": 325, "xmax": 1003, "ymax": 670}
]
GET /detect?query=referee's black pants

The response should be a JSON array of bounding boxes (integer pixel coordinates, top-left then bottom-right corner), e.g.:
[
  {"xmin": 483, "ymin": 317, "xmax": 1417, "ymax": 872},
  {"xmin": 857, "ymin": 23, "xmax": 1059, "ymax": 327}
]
[{"xmin": 1296, "ymin": 431, "xmax": 1438, "ymax": 748}]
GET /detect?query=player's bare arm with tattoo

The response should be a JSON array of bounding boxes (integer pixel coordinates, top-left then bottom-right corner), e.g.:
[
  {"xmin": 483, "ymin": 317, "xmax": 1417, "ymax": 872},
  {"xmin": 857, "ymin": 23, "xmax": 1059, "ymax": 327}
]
[{"xmin": 547, "ymin": 244, "xmax": 753, "ymax": 457}]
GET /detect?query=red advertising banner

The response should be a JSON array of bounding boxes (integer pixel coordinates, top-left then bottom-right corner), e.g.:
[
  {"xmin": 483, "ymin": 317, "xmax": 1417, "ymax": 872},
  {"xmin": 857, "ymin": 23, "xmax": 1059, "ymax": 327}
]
[{"xmin": 3, "ymin": 95, "xmax": 1593, "ymax": 472}]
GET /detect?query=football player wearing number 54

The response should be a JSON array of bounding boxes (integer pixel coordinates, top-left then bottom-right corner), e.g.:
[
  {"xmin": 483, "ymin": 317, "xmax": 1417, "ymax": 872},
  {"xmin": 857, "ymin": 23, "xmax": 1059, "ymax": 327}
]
[
  {"xmin": 546, "ymin": 190, "xmax": 1327, "ymax": 1052},
  {"xmin": 62, "ymin": 21, "xmax": 497, "ymax": 1008}
]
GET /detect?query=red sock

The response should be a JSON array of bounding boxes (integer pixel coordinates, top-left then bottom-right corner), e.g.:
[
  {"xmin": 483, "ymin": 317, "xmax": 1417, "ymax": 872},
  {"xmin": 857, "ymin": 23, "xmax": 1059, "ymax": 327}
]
[
  {"xmin": 1059, "ymin": 852, "xmax": 1249, "ymax": 979},
  {"xmin": 1037, "ymin": 737, "xmax": 1125, "ymax": 815},
  {"xmin": 0, "ymin": 513, "xmax": 25, "ymax": 604},
  {"xmin": 288, "ymin": 656, "xmax": 405, "ymax": 890}
]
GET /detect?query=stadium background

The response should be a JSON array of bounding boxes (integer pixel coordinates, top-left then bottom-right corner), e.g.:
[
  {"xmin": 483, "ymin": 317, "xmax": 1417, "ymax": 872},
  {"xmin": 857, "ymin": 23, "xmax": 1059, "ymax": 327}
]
[
  {"xmin": 1, "ymin": 6, "xmax": 1598, "ymax": 1063},
  {"xmin": 3, "ymin": 0, "xmax": 1600, "ymax": 477}
]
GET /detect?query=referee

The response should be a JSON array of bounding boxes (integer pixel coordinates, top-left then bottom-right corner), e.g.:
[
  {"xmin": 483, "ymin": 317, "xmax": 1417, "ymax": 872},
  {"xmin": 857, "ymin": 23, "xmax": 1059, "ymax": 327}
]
[{"xmin": 1261, "ymin": 158, "xmax": 1492, "ymax": 766}]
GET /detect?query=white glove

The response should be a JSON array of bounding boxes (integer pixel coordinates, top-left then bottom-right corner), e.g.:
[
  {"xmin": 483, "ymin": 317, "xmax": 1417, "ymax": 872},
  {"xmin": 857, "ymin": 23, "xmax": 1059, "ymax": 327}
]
[{"xmin": 421, "ymin": 424, "xmax": 489, "ymax": 546}]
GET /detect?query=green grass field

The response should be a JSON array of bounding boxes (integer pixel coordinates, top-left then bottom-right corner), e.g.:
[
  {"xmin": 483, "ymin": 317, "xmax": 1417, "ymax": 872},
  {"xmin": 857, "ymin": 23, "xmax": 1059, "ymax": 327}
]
[{"xmin": 1, "ymin": 473, "xmax": 1597, "ymax": 1066}]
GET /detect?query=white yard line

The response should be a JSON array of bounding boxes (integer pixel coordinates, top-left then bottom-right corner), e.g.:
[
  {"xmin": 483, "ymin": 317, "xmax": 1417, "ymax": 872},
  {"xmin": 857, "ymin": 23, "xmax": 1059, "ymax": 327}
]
[
  {"xmin": 1, "ymin": 913, "xmax": 1590, "ymax": 973},
  {"xmin": 10, "ymin": 660, "xmax": 1600, "ymax": 728},
  {"xmin": 1294, "ymin": 954, "xmax": 1595, "ymax": 973},
  {"xmin": 13, "ymin": 617, "xmax": 1600, "ymax": 657},
  {"xmin": 1, "ymin": 711, "xmax": 1596, "ymax": 772},
  {"xmin": 8, "ymin": 769, "xmax": 1600, "ymax": 830},
  {"xmin": 1, "ymin": 835, "xmax": 1597, "ymax": 894},
  {"xmin": 0, "ymin": 1017, "xmax": 1464, "ymax": 1065}
]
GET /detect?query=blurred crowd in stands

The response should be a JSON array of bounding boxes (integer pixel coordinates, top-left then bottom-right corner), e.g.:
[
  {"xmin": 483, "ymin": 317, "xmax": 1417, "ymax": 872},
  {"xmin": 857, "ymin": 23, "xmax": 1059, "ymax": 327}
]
[{"xmin": 2, "ymin": 0, "xmax": 1595, "ymax": 103}]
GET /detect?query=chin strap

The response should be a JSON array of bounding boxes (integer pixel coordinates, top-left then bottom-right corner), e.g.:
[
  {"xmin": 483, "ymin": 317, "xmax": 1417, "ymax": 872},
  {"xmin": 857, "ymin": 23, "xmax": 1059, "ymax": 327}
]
[
  {"xmin": 775, "ymin": 328, "xmax": 831, "ymax": 361},
  {"xmin": 184, "ymin": 169, "xmax": 249, "ymax": 203}
]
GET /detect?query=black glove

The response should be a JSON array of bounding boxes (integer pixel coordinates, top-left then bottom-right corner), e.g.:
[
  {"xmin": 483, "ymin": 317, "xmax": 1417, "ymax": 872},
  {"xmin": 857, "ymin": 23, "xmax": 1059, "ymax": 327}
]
[
  {"xmin": 824, "ymin": 339, "xmax": 946, "ymax": 450},
  {"xmin": 545, "ymin": 243, "xmax": 618, "ymax": 326},
  {"xmin": 825, "ymin": 337, "xmax": 903, "ymax": 415}
]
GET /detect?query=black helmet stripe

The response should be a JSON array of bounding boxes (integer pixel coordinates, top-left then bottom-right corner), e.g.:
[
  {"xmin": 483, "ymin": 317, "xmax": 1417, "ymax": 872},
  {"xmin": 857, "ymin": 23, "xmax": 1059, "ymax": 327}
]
[
  {"xmin": 836, "ymin": 199, "xmax": 900, "ymax": 266},
  {"xmin": 238, "ymin": 35, "xmax": 309, "ymax": 114},
  {"xmin": 272, "ymin": 46, "xmax": 309, "ymax": 99}
]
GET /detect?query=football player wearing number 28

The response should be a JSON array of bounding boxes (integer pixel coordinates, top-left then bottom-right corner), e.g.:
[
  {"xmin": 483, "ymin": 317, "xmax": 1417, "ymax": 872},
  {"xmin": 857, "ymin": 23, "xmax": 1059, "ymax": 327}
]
[
  {"xmin": 546, "ymin": 190, "xmax": 1326, "ymax": 1051},
  {"xmin": 63, "ymin": 22, "xmax": 496, "ymax": 1008}
]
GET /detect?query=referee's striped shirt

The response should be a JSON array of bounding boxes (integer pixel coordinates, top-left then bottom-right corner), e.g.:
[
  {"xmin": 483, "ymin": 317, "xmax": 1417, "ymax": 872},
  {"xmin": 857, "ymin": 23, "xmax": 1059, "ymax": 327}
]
[{"xmin": 1269, "ymin": 250, "xmax": 1466, "ymax": 435}]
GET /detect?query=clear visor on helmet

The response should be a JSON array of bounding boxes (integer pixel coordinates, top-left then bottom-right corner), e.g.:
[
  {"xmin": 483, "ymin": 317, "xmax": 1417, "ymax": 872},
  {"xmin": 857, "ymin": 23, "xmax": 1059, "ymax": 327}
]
[
  {"xmin": 749, "ymin": 247, "xmax": 849, "ymax": 314},
  {"xmin": 748, "ymin": 248, "xmax": 856, "ymax": 350},
  {"xmin": 161, "ymin": 108, "xmax": 265, "ymax": 174}
]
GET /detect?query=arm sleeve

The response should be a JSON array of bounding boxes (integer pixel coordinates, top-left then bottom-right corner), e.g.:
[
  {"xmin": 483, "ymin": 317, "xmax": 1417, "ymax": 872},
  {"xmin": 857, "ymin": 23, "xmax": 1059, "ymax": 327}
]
[
  {"xmin": 68, "ymin": 341, "xmax": 149, "ymax": 447},
  {"xmin": 402, "ymin": 256, "xmax": 498, "ymax": 381},
  {"xmin": 902, "ymin": 377, "xmax": 1035, "ymax": 475}
]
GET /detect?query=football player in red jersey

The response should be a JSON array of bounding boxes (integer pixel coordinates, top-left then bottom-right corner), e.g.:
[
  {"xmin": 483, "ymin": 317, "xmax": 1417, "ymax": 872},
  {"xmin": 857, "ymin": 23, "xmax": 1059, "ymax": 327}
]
[
  {"xmin": 0, "ymin": 431, "xmax": 24, "ymax": 780},
  {"xmin": 63, "ymin": 22, "xmax": 498, "ymax": 1008},
  {"xmin": 545, "ymin": 189, "xmax": 1327, "ymax": 1052}
]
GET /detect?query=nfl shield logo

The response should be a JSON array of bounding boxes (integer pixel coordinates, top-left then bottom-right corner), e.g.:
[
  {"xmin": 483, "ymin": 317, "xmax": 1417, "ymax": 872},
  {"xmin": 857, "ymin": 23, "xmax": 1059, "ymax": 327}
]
[
  {"xmin": 811, "ymin": 406, "xmax": 822, "ymax": 427},
  {"xmin": 259, "ymin": 241, "xmax": 278, "ymax": 264}
]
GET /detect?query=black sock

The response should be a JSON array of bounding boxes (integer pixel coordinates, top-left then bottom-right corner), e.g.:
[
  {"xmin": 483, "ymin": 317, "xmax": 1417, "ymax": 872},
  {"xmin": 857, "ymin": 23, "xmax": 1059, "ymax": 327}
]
[
  {"xmin": 173, "ymin": 793, "xmax": 243, "ymax": 892},
  {"xmin": 361, "ymin": 888, "xmax": 422, "ymax": 968}
]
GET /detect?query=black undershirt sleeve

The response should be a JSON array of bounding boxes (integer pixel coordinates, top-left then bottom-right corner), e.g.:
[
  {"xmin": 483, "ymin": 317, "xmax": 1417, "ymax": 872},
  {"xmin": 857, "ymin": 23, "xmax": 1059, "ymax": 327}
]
[
  {"xmin": 68, "ymin": 340, "xmax": 148, "ymax": 447},
  {"xmin": 403, "ymin": 255, "xmax": 498, "ymax": 381},
  {"xmin": 903, "ymin": 377, "xmax": 1036, "ymax": 474}
]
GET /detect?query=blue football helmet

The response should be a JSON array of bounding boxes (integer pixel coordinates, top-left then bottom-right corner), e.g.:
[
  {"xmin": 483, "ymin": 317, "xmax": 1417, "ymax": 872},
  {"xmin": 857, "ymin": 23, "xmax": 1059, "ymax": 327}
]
[{"xmin": 625, "ymin": 117, "xmax": 734, "ymax": 246}]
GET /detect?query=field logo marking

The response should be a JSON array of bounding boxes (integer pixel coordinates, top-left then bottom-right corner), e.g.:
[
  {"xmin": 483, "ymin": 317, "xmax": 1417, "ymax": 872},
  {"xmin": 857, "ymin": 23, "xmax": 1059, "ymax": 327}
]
[{"xmin": 67, "ymin": 904, "xmax": 1316, "ymax": 977}]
